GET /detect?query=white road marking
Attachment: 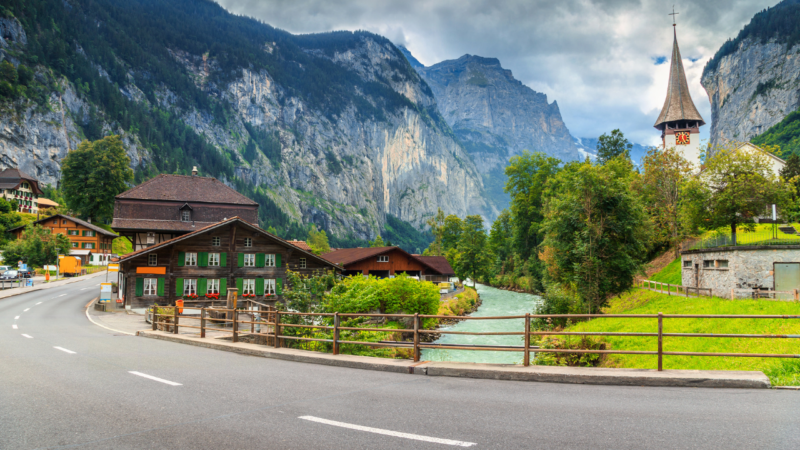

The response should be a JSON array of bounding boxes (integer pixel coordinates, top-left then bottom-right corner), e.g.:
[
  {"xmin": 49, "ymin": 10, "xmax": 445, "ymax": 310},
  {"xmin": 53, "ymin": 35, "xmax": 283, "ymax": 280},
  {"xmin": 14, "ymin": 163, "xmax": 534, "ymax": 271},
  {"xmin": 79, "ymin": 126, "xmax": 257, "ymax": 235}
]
[
  {"xmin": 80, "ymin": 288, "xmax": 90, "ymax": 290},
  {"xmin": 36, "ymin": 302, "xmax": 42, "ymax": 305},
  {"xmin": 12, "ymin": 324, "xmax": 17, "ymax": 329},
  {"xmin": 54, "ymin": 346, "xmax": 76, "ymax": 354},
  {"xmin": 298, "ymin": 416, "xmax": 477, "ymax": 447},
  {"xmin": 21, "ymin": 334, "xmax": 33, "ymax": 339},
  {"xmin": 85, "ymin": 306, "xmax": 134, "ymax": 336},
  {"xmin": 23, "ymin": 308, "xmax": 29, "ymax": 312},
  {"xmin": 59, "ymin": 294, "xmax": 67, "ymax": 297},
  {"xmin": 14, "ymin": 316, "xmax": 19, "ymax": 320},
  {"xmin": 128, "ymin": 371, "xmax": 182, "ymax": 386}
]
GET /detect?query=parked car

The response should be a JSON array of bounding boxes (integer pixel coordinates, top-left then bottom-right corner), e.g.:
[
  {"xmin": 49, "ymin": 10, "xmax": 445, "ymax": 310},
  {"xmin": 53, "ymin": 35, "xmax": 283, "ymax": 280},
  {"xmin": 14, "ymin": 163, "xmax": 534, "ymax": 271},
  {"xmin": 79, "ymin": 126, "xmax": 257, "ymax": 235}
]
[
  {"xmin": 1, "ymin": 270, "xmax": 20, "ymax": 280},
  {"xmin": 16, "ymin": 268, "xmax": 33, "ymax": 278},
  {"xmin": 0, "ymin": 265, "xmax": 10, "ymax": 272}
]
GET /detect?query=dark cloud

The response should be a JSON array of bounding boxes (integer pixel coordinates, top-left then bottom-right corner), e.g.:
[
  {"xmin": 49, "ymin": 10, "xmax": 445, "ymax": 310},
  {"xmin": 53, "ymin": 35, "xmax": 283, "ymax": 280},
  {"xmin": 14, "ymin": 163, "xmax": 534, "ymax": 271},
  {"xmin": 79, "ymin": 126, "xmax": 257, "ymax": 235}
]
[{"xmin": 216, "ymin": 0, "xmax": 778, "ymax": 145}]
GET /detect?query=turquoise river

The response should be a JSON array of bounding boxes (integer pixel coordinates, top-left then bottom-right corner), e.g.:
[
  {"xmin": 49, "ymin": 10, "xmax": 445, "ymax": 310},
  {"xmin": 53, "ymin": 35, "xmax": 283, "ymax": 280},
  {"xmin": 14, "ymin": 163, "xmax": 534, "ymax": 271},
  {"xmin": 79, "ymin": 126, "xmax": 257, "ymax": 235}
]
[{"xmin": 421, "ymin": 283, "xmax": 541, "ymax": 364}]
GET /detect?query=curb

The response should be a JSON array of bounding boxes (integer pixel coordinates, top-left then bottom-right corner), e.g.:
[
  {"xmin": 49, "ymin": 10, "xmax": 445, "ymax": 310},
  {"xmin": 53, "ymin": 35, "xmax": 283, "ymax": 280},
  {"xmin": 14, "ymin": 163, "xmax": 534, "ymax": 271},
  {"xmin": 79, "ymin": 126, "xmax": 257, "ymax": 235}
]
[
  {"xmin": 136, "ymin": 330, "xmax": 772, "ymax": 389},
  {"xmin": 85, "ymin": 296, "xmax": 136, "ymax": 336}
]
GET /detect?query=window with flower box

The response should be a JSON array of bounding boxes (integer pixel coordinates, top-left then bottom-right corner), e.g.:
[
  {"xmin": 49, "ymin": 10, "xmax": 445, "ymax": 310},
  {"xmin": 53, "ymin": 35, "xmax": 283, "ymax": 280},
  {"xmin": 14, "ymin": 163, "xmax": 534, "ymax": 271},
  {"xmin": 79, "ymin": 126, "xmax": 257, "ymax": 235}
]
[
  {"xmin": 265, "ymin": 279, "xmax": 276, "ymax": 296},
  {"xmin": 183, "ymin": 279, "xmax": 197, "ymax": 296},
  {"xmin": 243, "ymin": 279, "xmax": 255, "ymax": 296},
  {"xmin": 208, "ymin": 279, "xmax": 220, "ymax": 294}
]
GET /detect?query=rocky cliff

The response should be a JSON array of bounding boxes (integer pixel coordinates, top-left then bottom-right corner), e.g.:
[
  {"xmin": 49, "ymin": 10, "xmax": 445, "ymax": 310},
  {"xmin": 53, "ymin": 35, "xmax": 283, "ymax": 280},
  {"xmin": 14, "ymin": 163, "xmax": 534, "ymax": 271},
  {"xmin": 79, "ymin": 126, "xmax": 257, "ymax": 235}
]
[{"xmin": 0, "ymin": 1, "xmax": 497, "ymax": 246}]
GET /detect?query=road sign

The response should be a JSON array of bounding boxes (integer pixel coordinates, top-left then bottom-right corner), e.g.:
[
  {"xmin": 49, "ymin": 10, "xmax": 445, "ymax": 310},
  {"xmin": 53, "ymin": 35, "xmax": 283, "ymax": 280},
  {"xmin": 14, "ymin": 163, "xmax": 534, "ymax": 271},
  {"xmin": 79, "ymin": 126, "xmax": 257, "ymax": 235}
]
[
  {"xmin": 43, "ymin": 265, "xmax": 57, "ymax": 271},
  {"xmin": 107, "ymin": 263, "xmax": 120, "ymax": 273},
  {"xmin": 58, "ymin": 255, "xmax": 65, "ymax": 259},
  {"xmin": 100, "ymin": 283, "xmax": 113, "ymax": 302}
]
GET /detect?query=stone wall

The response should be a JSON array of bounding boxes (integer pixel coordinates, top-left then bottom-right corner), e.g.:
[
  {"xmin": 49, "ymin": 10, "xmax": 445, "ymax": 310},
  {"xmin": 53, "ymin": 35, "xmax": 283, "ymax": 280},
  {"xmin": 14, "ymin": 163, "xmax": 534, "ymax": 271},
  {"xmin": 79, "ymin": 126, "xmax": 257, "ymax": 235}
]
[{"xmin": 681, "ymin": 246, "xmax": 800, "ymax": 298}]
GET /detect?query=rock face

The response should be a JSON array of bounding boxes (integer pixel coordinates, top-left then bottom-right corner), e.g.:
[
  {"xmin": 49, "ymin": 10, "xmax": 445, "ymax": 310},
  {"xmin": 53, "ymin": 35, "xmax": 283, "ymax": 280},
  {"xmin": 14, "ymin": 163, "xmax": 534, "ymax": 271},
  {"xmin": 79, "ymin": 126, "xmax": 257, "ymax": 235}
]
[
  {"xmin": 415, "ymin": 54, "xmax": 580, "ymax": 170},
  {"xmin": 701, "ymin": 38, "xmax": 800, "ymax": 147}
]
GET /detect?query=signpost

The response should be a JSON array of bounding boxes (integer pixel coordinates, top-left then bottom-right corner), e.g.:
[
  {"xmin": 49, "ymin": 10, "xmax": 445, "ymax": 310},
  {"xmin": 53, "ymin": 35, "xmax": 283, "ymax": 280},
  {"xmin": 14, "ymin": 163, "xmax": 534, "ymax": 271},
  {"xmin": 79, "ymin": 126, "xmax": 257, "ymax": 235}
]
[
  {"xmin": 106, "ymin": 263, "xmax": 119, "ymax": 282},
  {"xmin": 100, "ymin": 283, "xmax": 113, "ymax": 303}
]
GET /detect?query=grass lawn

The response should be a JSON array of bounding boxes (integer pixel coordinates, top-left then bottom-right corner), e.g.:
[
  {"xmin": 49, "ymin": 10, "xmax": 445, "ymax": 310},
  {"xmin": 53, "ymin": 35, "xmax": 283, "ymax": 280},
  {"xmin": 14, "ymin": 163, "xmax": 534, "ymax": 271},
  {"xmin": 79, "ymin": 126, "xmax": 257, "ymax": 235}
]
[
  {"xmin": 565, "ymin": 288, "xmax": 800, "ymax": 385},
  {"xmin": 699, "ymin": 223, "xmax": 800, "ymax": 246},
  {"xmin": 648, "ymin": 258, "xmax": 682, "ymax": 284}
]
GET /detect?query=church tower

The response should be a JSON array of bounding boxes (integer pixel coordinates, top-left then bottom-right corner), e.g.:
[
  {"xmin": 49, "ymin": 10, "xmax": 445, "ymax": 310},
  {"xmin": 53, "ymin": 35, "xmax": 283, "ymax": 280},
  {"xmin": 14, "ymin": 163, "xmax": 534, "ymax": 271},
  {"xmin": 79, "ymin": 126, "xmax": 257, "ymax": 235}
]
[{"xmin": 654, "ymin": 23, "xmax": 705, "ymax": 167}]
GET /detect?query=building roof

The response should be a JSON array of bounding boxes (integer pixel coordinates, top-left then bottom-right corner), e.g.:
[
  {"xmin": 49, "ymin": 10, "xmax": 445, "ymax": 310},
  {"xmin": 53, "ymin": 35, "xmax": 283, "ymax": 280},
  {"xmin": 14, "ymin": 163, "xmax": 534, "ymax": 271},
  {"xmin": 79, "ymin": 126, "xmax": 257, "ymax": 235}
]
[
  {"xmin": 9, "ymin": 214, "xmax": 119, "ymax": 237},
  {"xmin": 118, "ymin": 217, "xmax": 341, "ymax": 271},
  {"xmin": 0, "ymin": 168, "xmax": 43, "ymax": 194},
  {"xmin": 37, "ymin": 198, "xmax": 59, "ymax": 208},
  {"xmin": 288, "ymin": 240, "xmax": 312, "ymax": 251},
  {"xmin": 323, "ymin": 246, "xmax": 449, "ymax": 275},
  {"xmin": 415, "ymin": 256, "xmax": 455, "ymax": 276},
  {"xmin": 69, "ymin": 249, "xmax": 92, "ymax": 256},
  {"xmin": 116, "ymin": 174, "xmax": 258, "ymax": 205},
  {"xmin": 110, "ymin": 218, "xmax": 220, "ymax": 233},
  {"xmin": 654, "ymin": 28, "xmax": 705, "ymax": 129}
]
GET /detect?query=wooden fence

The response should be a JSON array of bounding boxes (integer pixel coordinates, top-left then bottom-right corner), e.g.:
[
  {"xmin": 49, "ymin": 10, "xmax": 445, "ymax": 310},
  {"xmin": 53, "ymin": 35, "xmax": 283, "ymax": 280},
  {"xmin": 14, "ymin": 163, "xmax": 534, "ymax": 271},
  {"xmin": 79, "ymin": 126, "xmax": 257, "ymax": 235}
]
[
  {"xmin": 150, "ymin": 304, "xmax": 800, "ymax": 372},
  {"xmin": 640, "ymin": 280, "xmax": 712, "ymax": 297}
]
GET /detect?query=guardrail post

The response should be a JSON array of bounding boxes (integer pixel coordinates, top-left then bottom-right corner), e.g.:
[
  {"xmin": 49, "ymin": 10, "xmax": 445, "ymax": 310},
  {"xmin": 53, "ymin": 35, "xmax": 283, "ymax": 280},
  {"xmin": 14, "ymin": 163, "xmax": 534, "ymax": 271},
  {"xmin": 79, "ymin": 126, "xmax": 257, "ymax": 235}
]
[
  {"xmin": 657, "ymin": 312, "xmax": 663, "ymax": 371},
  {"xmin": 413, "ymin": 313, "xmax": 420, "ymax": 362},
  {"xmin": 152, "ymin": 303, "xmax": 157, "ymax": 331},
  {"xmin": 524, "ymin": 313, "xmax": 531, "ymax": 366},
  {"xmin": 232, "ymin": 309, "xmax": 239, "ymax": 343},
  {"xmin": 333, "ymin": 312, "xmax": 340, "ymax": 355},
  {"xmin": 200, "ymin": 307, "xmax": 206, "ymax": 339},
  {"xmin": 274, "ymin": 311, "xmax": 281, "ymax": 348},
  {"xmin": 172, "ymin": 306, "xmax": 178, "ymax": 334}
]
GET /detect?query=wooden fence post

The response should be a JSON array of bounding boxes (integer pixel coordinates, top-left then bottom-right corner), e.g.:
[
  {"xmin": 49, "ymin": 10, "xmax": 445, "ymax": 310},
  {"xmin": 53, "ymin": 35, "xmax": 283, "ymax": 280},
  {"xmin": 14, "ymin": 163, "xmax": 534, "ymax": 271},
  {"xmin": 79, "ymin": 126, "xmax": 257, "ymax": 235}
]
[
  {"xmin": 200, "ymin": 307, "xmax": 206, "ymax": 338},
  {"xmin": 152, "ymin": 303, "xmax": 157, "ymax": 331},
  {"xmin": 333, "ymin": 312, "xmax": 340, "ymax": 355},
  {"xmin": 232, "ymin": 309, "xmax": 238, "ymax": 343},
  {"xmin": 795, "ymin": 289, "xmax": 798, "ymax": 301},
  {"xmin": 413, "ymin": 313, "xmax": 420, "ymax": 362},
  {"xmin": 173, "ymin": 305, "xmax": 178, "ymax": 334},
  {"xmin": 731, "ymin": 289, "xmax": 735, "ymax": 301},
  {"xmin": 657, "ymin": 312, "xmax": 663, "ymax": 372},
  {"xmin": 274, "ymin": 311, "xmax": 281, "ymax": 348},
  {"xmin": 524, "ymin": 313, "xmax": 531, "ymax": 367}
]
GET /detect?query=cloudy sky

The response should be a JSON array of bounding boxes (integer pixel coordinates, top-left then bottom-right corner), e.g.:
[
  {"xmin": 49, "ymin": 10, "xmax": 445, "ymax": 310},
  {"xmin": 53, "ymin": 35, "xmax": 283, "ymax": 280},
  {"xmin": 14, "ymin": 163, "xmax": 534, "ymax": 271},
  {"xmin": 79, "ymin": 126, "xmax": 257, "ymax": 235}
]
[{"xmin": 216, "ymin": 0, "xmax": 778, "ymax": 146}]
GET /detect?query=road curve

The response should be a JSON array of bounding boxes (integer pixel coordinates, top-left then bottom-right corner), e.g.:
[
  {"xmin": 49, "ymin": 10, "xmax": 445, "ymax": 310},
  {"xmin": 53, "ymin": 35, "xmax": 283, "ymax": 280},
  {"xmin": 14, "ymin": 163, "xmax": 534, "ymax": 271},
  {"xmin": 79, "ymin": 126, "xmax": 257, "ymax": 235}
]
[{"xmin": 1, "ymin": 277, "xmax": 799, "ymax": 449}]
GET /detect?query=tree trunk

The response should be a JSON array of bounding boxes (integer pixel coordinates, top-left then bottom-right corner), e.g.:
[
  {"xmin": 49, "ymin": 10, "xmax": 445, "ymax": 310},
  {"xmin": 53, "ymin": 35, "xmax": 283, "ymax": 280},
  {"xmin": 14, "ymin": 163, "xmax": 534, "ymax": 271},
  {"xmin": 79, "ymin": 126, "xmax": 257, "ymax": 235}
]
[{"xmin": 731, "ymin": 223, "xmax": 737, "ymax": 246}]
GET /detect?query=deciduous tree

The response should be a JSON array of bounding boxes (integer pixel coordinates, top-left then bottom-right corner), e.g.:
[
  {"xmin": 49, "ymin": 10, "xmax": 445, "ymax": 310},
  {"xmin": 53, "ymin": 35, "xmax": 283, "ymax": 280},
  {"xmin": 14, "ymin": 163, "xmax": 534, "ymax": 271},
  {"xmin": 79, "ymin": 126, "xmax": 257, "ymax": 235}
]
[
  {"xmin": 454, "ymin": 215, "xmax": 493, "ymax": 287},
  {"xmin": 596, "ymin": 129, "xmax": 633, "ymax": 165}
]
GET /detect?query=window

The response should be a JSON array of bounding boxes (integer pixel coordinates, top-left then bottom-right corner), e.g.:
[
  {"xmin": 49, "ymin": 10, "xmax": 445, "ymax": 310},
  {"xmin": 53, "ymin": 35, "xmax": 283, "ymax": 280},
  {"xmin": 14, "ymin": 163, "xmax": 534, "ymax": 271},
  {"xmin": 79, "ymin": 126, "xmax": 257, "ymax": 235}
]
[
  {"xmin": 84, "ymin": 230, "xmax": 95, "ymax": 237},
  {"xmin": 208, "ymin": 279, "xmax": 220, "ymax": 294},
  {"xmin": 148, "ymin": 254, "xmax": 158, "ymax": 266},
  {"xmin": 244, "ymin": 237, "xmax": 252, "ymax": 247},
  {"xmin": 212, "ymin": 236, "xmax": 221, "ymax": 246},
  {"xmin": 717, "ymin": 260, "xmax": 729, "ymax": 268},
  {"xmin": 265, "ymin": 279, "xmax": 276, "ymax": 295},
  {"xmin": 68, "ymin": 230, "xmax": 79, "ymax": 236},
  {"xmin": 265, "ymin": 254, "xmax": 276, "ymax": 267},
  {"xmin": 243, "ymin": 279, "xmax": 255, "ymax": 295},
  {"xmin": 71, "ymin": 242, "xmax": 78, "ymax": 248},
  {"xmin": 62, "ymin": 220, "xmax": 67, "ymax": 225},
  {"xmin": 377, "ymin": 255, "xmax": 389, "ymax": 263},
  {"xmin": 209, "ymin": 253, "xmax": 220, "ymax": 266},
  {"xmin": 185, "ymin": 252, "xmax": 197, "ymax": 266},
  {"xmin": 299, "ymin": 258, "xmax": 307, "ymax": 269},
  {"xmin": 147, "ymin": 232, "xmax": 155, "ymax": 244},
  {"xmin": 244, "ymin": 254, "xmax": 255, "ymax": 267},
  {"xmin": 181, "ymin": 210, "xmax": 191, "ymax": 222},
  {"xmin": 144, "ymin": 278, "xmax": 158, "ymax": 296},
  {"xmin": 703, "ymin": 260, "xmax": 714, "ymax": 268},
  {"xmin": 683, "ymin": 260, "xmax": 692, "ymax": 268},
  {"xmin": 52, "ymin": 220, "xmax": 58, "ymax": 225},
  {"xmin": 183, "ymin": 279, "xmax": 197, "ymax": 296},
  {"xmin": 83, "ymin": 243, "xmax": 95, "ymax": 249}
]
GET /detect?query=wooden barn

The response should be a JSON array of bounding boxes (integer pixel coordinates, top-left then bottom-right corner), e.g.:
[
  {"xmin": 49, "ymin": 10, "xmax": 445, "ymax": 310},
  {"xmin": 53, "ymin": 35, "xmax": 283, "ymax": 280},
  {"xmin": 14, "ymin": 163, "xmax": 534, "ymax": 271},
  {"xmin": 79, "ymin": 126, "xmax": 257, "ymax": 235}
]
[
  {"xmin": 118, "ymin": 217, "xmax": 340, "ymax": 309},
  {"xmin": 323, "ymin": 246, "xmax": 454, "ymax": 281}
]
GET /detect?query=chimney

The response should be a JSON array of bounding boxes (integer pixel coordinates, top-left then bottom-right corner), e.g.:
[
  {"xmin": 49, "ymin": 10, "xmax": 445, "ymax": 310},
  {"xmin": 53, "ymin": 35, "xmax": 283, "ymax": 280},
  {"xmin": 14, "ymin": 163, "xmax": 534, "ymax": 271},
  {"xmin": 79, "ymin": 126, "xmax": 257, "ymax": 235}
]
[{"xmin": 192, "ymin": 166, "xmax": 198, "ymax": 176}]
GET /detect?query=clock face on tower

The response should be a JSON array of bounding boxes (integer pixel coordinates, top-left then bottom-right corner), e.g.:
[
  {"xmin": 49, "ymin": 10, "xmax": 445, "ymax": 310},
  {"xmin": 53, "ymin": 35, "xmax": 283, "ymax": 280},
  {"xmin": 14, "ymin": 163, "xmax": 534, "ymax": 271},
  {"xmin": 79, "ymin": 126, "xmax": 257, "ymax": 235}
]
[{"xmin": 675, "ymin": 131, "xmax": 690, "ymax": 145}]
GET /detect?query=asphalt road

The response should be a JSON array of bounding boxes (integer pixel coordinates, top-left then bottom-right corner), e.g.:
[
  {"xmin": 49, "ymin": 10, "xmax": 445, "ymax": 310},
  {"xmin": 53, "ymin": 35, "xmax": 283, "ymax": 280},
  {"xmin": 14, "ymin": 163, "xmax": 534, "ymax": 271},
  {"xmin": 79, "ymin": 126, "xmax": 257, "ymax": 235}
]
[{"xmin": 1, "ymin": 277, "xmax": 799, "ymax": 450}]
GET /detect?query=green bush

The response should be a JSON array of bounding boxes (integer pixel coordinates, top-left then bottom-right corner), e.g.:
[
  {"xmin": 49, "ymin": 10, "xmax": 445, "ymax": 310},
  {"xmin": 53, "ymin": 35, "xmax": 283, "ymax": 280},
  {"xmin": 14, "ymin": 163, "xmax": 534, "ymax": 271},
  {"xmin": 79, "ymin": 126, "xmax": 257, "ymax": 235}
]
[{"xmin": 323, "ymin": 274, "xmax": 439, "ymax": 316}]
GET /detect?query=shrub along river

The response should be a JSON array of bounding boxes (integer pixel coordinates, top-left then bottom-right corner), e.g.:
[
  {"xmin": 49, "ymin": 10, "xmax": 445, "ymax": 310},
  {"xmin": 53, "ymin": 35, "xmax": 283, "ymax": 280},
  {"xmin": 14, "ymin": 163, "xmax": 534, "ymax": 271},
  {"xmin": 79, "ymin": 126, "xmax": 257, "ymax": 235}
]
[{"xmin": 422, "ymin": 283, "xmax": 541, "ymax": 364}]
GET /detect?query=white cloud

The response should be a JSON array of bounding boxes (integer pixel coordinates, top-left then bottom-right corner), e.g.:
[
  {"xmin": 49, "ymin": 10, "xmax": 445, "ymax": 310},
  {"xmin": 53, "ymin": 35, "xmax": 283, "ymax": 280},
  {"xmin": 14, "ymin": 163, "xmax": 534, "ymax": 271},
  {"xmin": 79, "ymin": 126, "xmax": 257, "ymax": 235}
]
[{"xmin": 216, "ymin": 0, "xmax": 778, "ymax": 146}]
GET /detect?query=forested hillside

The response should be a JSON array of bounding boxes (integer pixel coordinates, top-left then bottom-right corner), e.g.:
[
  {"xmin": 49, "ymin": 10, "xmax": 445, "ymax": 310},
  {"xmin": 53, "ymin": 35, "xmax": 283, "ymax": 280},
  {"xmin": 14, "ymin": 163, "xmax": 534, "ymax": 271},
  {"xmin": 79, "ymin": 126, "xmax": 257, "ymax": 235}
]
[{"xmin": 0, "ymin": 0, "xmax": 497, "ymax": 251}]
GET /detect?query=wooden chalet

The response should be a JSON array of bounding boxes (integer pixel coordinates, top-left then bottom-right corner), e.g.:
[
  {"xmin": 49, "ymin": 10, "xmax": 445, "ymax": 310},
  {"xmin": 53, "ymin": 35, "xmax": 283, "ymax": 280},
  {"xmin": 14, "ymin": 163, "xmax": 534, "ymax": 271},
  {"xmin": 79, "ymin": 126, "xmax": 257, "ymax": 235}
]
[
  {"xmin": 0, "ymin": 168, "xmax": 43, "ymax": 214},
  {"xmin": 111, "ymin": 171, "xmax": 259, "ymax": 251},
  {"xmin": 9, "ymin": 214, "xmax": 118, "ymax": 265},
  {"xmin": 118, "ymin": 217, "xmax": 340, "ymax": 309},
  {"xmin": 323, "ymin": 246, "xmax": 454, "ymax": 281}
]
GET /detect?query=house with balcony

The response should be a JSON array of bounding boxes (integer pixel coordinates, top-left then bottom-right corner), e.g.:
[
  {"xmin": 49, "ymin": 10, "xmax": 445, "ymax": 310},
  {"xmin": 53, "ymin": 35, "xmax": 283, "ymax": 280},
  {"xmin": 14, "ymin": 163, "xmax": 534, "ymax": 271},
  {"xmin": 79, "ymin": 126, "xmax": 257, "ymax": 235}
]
[
  {"xmin": 117, "ymin": 217, "xmax": 340, "ymax": 309},
  {"xmin": 9, "ymin": 214, "xmax": 119, "ymax": 265},
  {"xmin": 0, "ymin": 168, "xmax": 42, "ymax": 214},
  {"xmin": 323, "ymin": 246, "xmax": 454, "ymax": 281}
]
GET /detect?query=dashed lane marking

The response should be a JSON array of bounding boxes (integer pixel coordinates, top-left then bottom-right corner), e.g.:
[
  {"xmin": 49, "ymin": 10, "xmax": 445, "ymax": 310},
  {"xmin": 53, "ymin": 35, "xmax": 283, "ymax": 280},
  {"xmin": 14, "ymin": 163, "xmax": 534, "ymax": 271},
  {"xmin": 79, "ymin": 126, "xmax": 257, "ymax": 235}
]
[
  {"xmin": 59, "ymin": 294, "xmax": 67, "ymax": 297},
  {"xmin": 23, "ymin": 308, "xmax": 30, "ymax": 312},
  {"xmin": 14, "ymin": 316, "xmax": 19, "ymax": 320},
  {"xmin": 21, "ymin": 334, "xmax": 32, "ymax": 339},
  {"xmin": 128, "ymin": 371, "xmax": 182, "ymax": 386},
  {"xmin": 298, "ymin": 416, "xmax": 477, "ymax": 447},
  {"xmin": 80, "ymin": 288, "xmax": 90, "ymax": 290},
  {"xmin": 54, "ymin": 346, "xmax": 76, "ymax": 354},
  {"xmin": 12, "ymin": 324, "xmax": 17, "ymax": 329},
  {"xmin": 36, "ymin": 302, "xmax": 42, "ymax": 305}
]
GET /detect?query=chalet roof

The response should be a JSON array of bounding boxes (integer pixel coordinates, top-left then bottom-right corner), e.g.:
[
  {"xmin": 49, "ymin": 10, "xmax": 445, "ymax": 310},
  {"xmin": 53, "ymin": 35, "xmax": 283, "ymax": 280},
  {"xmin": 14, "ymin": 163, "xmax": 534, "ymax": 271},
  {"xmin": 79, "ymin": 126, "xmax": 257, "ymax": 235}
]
[
  {"xmin": 415, "ymin": 256, "xmax": 455, "ymax": 276},
  {"xmin": 37, "ymin": 198, "xmax": 59, "ymax": 208},
  {"xmin": 111, "ymin": 218, "xmax": 220, "ymax": 233},
  {"xmin": 654, "ymin": 28, "xmax": 705, "ymax": 129},
  {"xmin": 9, "ymin": 214, "xmax": 119, "ymax": 237},
  {"xmin": 116, "ymin": 174, "xmax": 258, "ymax": 205},
  {"xmin": 288, "ymin": 240, "xmax": 312, "ymax": 251},
  {"xmin": 0, "ymin": 168, "xmax": 43, "ymax": 194},
  {"xmin": 118, "ymin": 217, "xmax": 341, "ymax": 271},
  {"xmin": 323, "ymin": 246, "xmax": 448, "ymax": 275}
]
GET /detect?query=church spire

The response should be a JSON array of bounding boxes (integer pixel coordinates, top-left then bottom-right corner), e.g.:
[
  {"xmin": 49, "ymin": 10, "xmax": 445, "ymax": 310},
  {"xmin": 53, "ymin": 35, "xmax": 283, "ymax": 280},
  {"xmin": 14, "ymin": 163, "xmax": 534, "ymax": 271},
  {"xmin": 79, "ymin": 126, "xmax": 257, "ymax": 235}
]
[{"xmin": 653, "ymin": 27, "xmax": 705, "ymax": 130}]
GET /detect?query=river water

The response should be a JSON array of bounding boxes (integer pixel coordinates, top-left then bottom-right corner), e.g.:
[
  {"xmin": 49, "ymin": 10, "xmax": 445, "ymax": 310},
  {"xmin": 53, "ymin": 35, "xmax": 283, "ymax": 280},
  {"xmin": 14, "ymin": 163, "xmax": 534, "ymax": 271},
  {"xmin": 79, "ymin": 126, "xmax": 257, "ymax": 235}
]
[{"xmin": 422, "ymin": 283, "xmax": 542, "ymax": 364}]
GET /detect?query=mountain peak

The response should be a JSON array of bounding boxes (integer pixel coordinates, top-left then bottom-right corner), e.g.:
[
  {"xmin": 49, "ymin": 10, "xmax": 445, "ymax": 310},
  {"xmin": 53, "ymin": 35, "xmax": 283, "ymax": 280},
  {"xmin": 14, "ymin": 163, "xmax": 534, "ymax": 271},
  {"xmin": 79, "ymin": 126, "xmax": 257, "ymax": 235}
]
[{"xmin": 397, "ymin": 45, "xmax": 424, "ymax": 68}]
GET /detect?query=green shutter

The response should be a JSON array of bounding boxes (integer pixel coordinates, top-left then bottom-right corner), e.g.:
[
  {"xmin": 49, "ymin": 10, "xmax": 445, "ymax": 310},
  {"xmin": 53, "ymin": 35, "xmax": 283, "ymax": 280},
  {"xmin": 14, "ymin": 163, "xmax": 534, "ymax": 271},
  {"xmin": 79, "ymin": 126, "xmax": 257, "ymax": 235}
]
[
  {"xmin": 178, "ymin": 252, "xmax": 185, "ymax": 267},
  {"xmin": 135, "ymin": 278, "xmax": 144, "ymax": 296},
  {"xmin": 256, "ymin": 253, "xmax": 265, "ymax": 267},
  {"xmin": 198, "ymin": 278, "xmax": 207, "ymax": 296},
  {"xmin": 175, "ymin": 278, "xmax": 184, "ymax": 296},
  {"xmin": 157, "ymin": 278, "xmax": 165, "ymax": 296},
  {"xmin": 236, "ymin": 278, "xmax": 243, "ymax": 293},
  {"xmin": 220, "ymin": 278, "xmax": 227, "ymax": 295},
  {"xmin": 256, "ymin": 278, "xmax": 265, "ymax": 296},
  {"xmin": 199, "ymin": 252, "xmax": 208, "ymax": 267},
  {"xmin": 276, "ymin": 253, "xmax": 282, "ymax": 268},
  {"xmin": 220, "ymin": 252, "xmax": 227, "ymax": 267},
  {"xmin": 238, "ymin": 253, "xmax": 244, "ymax": 267},
  {"xmin": 81, "ymin": 230, "xmax": 87, "ymax": 236},
  {"xmin": 276, "ymin": 278, "xmax": 283, "ymax": 295}
]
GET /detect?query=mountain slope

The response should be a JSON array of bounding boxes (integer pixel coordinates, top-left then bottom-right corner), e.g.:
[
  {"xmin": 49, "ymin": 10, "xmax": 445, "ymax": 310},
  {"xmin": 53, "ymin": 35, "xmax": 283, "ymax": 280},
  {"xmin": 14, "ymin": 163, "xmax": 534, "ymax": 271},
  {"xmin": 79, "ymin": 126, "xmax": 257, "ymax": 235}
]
[
  {"xmin": 701, "ymin": 0, "xmax": 800, "ymax": 148},
  {"xmin": 0, "ymin": 0, "xmax": 497, "ymax": 248}
]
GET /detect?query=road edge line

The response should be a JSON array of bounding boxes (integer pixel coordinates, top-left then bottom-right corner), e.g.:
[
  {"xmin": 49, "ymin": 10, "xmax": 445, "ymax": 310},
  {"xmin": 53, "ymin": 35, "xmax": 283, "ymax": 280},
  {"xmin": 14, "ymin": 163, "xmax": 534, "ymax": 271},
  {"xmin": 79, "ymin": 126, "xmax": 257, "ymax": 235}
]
[{"xmin": 85, "ymin": 296, "xmax": 135, "ymax": 336}]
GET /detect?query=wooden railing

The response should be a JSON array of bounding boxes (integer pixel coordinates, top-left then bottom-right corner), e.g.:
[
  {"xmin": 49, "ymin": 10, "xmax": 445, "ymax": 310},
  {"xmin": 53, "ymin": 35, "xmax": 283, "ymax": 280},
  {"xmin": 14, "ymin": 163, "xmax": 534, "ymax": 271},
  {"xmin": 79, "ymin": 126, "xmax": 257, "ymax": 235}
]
[
  {"xmin": 149, "ymin": 304, "xmax": 800, "ymax": 371},
  {"xmin": 640, "ymin": 280, "xmax": 712, "ymax": 297}
]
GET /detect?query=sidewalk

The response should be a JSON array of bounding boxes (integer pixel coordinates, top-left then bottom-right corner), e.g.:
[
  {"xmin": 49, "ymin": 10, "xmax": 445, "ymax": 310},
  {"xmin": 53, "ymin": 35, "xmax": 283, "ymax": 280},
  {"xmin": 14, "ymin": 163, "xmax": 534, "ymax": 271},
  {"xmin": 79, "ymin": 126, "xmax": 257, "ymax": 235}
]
[{"xmin": 0, "ymin": 270, "xmax": 106, "ymax": 300}]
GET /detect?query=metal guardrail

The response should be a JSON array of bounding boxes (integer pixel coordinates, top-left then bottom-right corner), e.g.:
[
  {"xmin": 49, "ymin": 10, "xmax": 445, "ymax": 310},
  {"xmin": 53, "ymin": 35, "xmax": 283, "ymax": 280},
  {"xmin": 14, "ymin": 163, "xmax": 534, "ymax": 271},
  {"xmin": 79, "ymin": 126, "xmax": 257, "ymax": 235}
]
[
  {"xmin": 0, "ymin": 279, "xmax": 34, "ymax": 290},
  {"xmin": 150, "ymin": 303, "xmax": 800, "ymax": 372}
]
